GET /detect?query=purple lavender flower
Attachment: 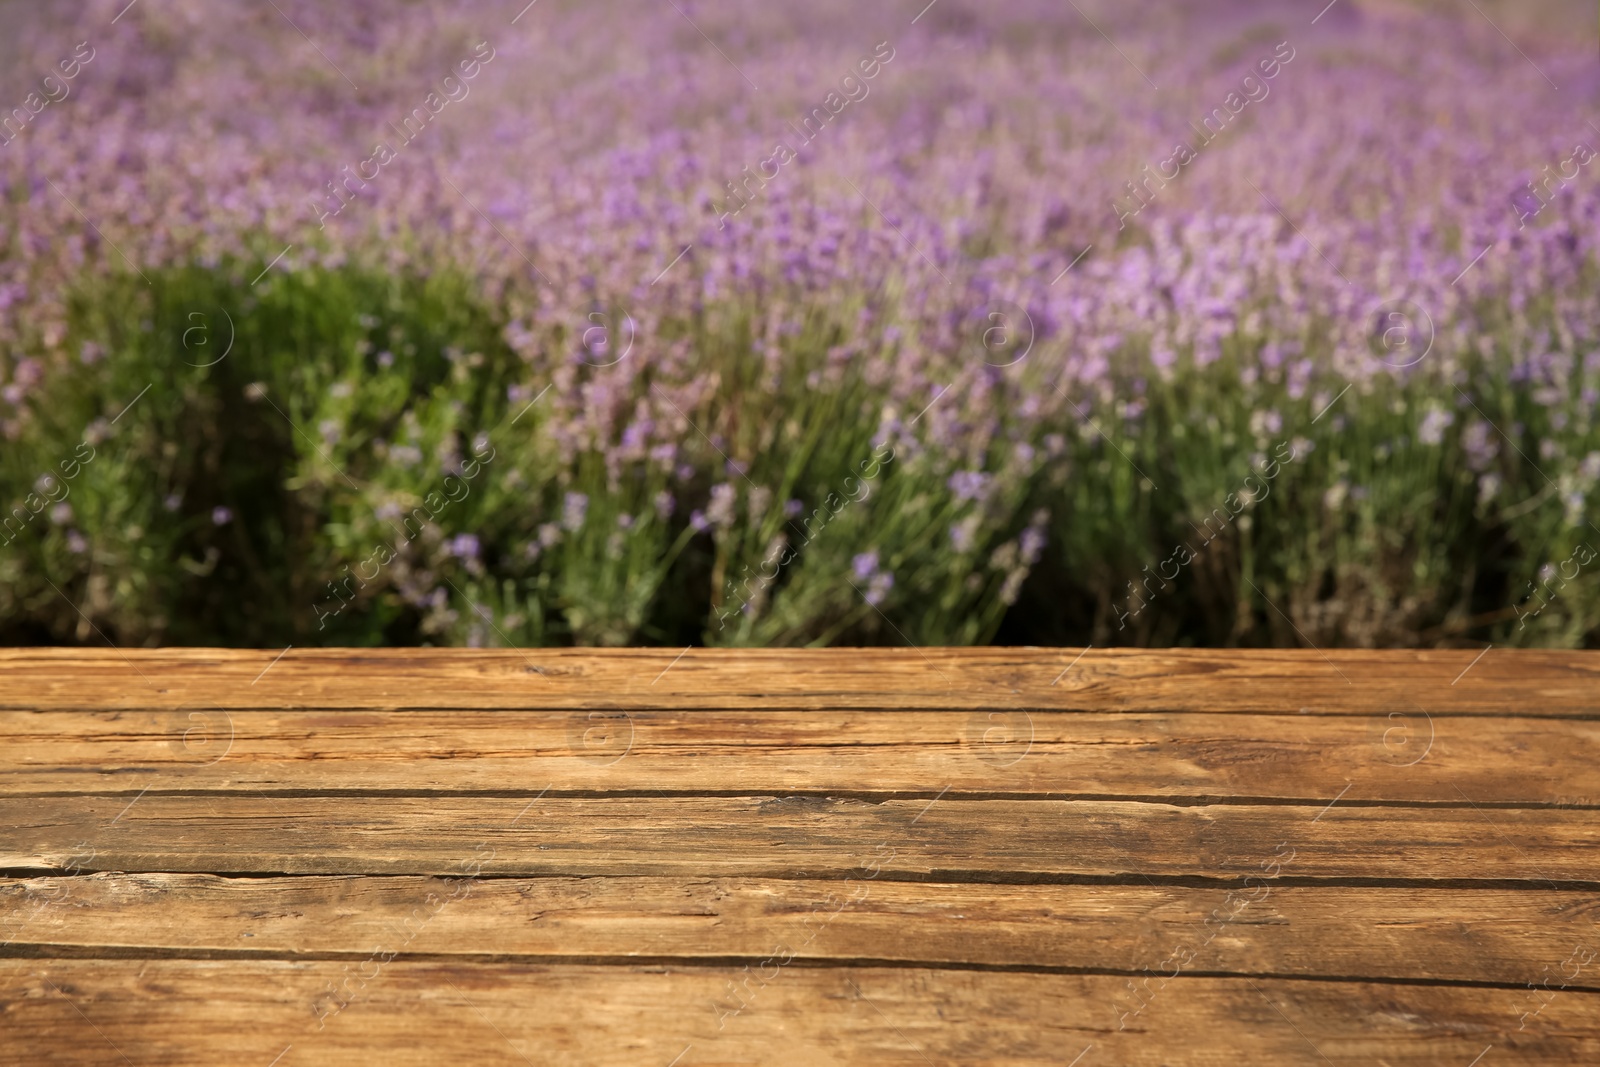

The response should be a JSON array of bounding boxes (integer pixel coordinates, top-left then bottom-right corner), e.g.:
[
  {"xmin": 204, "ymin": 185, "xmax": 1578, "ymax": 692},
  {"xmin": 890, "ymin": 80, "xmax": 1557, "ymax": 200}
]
[
  {"xmin": 852, "ymin": 551, "xmax": 879, "ymax": 580},
  {"xmin": 448, "ymin": 533, "xmax": 481, "ymax": 559},
  {"xmin": 707, "ymin": 483, "xmax": 737, "ymax": 528},
  {"xmin": 562, "ymin": 492, "xmax": 589, "ymax": 532},
  {"xmin": 1249, "ymin": 409, "xmax": 1283, "ymax": 437},
  {"xmin": 949, "ymin": 516, "xmax": 979, "ymax": 554},
  {"xmin": 1418, "ymin": 408, "xmax": 1454, "ymax": 446},
  {"xmin": 1465, "ymin": 422, "xmax": 1497, "ymax": 470},
  {"xmin": 211, "ymin": 506, "xmax": 233, "ymax": 526},
  {"xmin": 1020, "ymin": 526, "xmax": 1047, "ymax": 564},
  {"xmin": 621, "ymin": 422, "xmax": 649, "ymax": 450},
  {"xmin": 948, "ymin": 471, "xmax": 992, "ymax": 504}
]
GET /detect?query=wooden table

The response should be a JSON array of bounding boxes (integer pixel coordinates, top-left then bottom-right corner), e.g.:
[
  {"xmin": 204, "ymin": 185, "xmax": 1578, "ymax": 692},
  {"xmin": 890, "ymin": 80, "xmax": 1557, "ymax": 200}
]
[{"xmin": 1, "ymin": 648, "xmax": 1597, "ymax": 1064}]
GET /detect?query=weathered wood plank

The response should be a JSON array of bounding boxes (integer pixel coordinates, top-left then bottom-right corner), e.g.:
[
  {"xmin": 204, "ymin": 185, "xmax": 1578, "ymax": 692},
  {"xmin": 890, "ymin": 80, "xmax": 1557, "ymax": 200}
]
[
  {"xmin": 4, "ymin": 873, "xmax": 1599, "ymax": 991},
  {"xmin": 3, "ymin": 961, "xmax": 1595, "ymax": 1065},
  {"xmin": 2, "ymin": 796, "xmax": 1593, "ymax": 883},
  {"xmin": 1, "ymin": 709, "xmax": 1592, "ymax": 805},
  {"xmin": 5, "ymin": 650, "xmax": 1597, "ymax": 1064},
  {"xmin": 1, "ymin": 647, "xmax": 1594, "ymax": 714}
]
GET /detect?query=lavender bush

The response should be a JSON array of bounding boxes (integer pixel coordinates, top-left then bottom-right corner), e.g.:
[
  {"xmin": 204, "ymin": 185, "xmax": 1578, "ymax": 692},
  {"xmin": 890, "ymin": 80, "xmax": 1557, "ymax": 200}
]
[{"xmin": 1, "ymin": 0, "xmax": 1597, "ymax": 648}]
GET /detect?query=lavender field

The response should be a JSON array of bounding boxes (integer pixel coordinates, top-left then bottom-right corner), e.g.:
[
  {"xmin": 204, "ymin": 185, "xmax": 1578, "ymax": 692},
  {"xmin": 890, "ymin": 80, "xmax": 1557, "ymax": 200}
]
[{"xmin": 1, "ymin": 0, "xmax": 1597, "ymax": 648}]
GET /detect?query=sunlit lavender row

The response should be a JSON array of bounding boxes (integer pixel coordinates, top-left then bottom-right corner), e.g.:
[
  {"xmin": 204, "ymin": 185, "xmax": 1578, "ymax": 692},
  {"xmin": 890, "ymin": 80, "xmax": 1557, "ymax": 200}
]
[{"xmin": 1, "ymin": 0, "xmax": 1597, "ymax": 647}]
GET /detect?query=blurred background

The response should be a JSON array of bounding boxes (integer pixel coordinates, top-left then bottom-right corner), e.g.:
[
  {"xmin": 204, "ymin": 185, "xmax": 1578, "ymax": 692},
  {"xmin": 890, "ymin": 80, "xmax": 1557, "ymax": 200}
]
[{"xmin": 0, "ymin": 0, "xmax": 1597, "ymax": 649}]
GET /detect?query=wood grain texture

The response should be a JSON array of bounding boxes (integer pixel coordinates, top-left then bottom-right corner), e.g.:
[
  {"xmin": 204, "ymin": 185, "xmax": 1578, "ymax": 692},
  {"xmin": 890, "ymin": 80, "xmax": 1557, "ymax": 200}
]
[
  {"xmin": 4, "ymin": 649, "xmax": 1599, "ymax": 1065},
  {"xmin": 3, "ymin": 961, "xmax": 1597, "ymax": 1066},
  {"xmin": 2, "ymin": 794, "xmax": 1595, "ymax": 882},
  {"xmin": 4, "ymin": 873, "xmax": 1599, "ymax": 990},
  {"xmin": 2, "ymin": 708, "xmax": 1595, "ymax": 805},
  {"xmin": 1, "ymin": 647, "xmax": 1595, "ymax": 713}
]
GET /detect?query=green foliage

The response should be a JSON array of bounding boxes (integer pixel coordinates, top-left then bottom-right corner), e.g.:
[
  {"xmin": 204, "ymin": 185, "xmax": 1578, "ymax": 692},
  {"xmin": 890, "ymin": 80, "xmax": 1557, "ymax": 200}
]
[{"xmin": 2, "ymin": 260, "xmax": 1597, "ymax": 649}]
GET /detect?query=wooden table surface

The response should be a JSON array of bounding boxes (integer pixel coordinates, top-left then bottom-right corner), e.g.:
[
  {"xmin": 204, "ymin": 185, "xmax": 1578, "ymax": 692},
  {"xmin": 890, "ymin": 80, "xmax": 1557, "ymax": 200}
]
[{"xmin": 2, "ymin": 647, "xmax": 1598, "ymax": 1065}]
